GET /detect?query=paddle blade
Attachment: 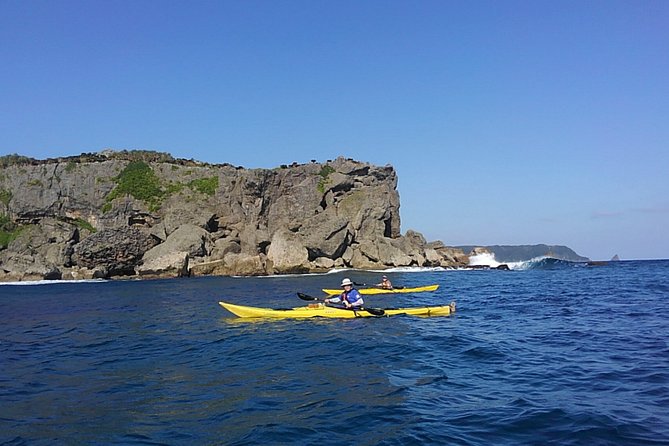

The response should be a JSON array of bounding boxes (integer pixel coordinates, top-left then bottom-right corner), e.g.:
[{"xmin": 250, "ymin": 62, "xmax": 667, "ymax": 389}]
[
  {"xmin": 297, "ymin": 292, "xmax": 318, "ymax": 301},
  {"xmin": 364, "ymin": 307, "xmax": 386, "ymax": 316}
]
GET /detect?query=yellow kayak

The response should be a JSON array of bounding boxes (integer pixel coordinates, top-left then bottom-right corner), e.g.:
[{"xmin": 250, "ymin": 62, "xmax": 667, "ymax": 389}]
[
  {"xmin": 322, "ymin": 284, "xmax": 439, "ymax": 295},
  {"xmin": 218, "ymin": 301, "xmax": 456, "ymax": 319}
]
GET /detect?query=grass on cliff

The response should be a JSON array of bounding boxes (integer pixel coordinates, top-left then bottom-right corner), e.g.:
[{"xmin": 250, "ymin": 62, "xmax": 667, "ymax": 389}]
[
  {"xmin": 72, "ymin": 218, "xmax": 96, "ymax": 233},
  {"xmin": 0, "ymin": 189, "xmax": 12, "ymax": 206},
  {"xmin": 317, "ymin": 165, "xmax": 335, "ymax": 194},
  {"xmin": 105, "ymin": 161, "xmax": 165, "ymax": 211},
  {"xmin": 0, "ymin": 154, "xmax": 34, "ymax": 168},
  {"xmin": 188, "ymin": 177, "xmax": 219, "ymax": 196},
  {"xmin": 104, "ymin": 161, "xmax": 219, "ymax": 212},
  {"xmin": 0, "ymin": 213, "xmax": 20, "ymax": 249}
]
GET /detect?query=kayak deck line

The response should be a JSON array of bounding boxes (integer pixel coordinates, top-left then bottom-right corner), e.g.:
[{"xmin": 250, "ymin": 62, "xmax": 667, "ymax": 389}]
[
  {"xmin": 322, "ymin": 284, "xmax": 439, "ymax": 295},
  {"xmin": 218, "ymin": 301, "xmax": 456, "ymax": 319}
]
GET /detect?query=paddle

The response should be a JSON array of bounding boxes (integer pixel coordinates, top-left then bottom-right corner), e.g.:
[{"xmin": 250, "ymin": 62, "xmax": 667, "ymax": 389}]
[{"xmin": 296, "ymin": 293, "xmax": 386, "ymax": 316}]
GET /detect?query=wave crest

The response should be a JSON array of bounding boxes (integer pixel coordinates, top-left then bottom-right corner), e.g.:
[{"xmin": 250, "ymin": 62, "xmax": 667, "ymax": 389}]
[{"xmin": 468, "ymin": 253, "xmax": 583, "ymax": 270}]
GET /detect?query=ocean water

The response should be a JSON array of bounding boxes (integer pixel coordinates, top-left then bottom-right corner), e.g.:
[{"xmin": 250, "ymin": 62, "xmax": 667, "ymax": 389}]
[{"xmin": 1, "ymin": 260, "xmax": 668, "ymax": 445}]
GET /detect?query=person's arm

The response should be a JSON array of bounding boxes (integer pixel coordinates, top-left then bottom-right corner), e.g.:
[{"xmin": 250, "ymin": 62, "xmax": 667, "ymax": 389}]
[{"xmin": 324, "ymin": 296, "xmax": 341, "ymax": 304}]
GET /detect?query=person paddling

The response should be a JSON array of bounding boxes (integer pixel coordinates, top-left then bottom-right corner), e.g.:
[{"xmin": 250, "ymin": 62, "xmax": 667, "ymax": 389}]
[
  {"xmin": 324, "ymin": 278, "xmax": 364, "ymax": 309},
  {"xmin": 376, "ymin": 275, "xmax": 393, "ymax": 289}
]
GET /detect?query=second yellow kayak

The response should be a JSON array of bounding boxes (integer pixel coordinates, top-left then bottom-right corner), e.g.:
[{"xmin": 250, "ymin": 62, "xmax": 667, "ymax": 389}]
[{"xmin": 322, "ymin": 284, "xmax": 439, "ymax": 295}]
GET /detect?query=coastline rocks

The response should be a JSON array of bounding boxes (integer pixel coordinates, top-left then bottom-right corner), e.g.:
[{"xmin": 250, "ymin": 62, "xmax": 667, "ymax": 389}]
[
  {"xmin": 0, "ymin": 252, "xmax": 61, "ymax": 282},
  {"xmin": 0, "ymin": 218, "xmax": 75, "ymax": 281},
  {"xmin": 299, "ymin": 213, "xmax": 351, "ymax": 260},
  {"xmin": 72, "ymin": 227, "xmax": 159, "ymax": 277},
  {"xmin": 142, "ymin": 224, "xmax": 211, "ymax": 260},
  {"xmin": 0, "ymin": 152, "xmax": 470, "ymax": 282},
  {"xmin": 266, "ymin": 230, "xmax": 310, "ymax": 274},
  {"xmin": 137, "ymin": 251, "xmax": 189, "ymax": 278}
]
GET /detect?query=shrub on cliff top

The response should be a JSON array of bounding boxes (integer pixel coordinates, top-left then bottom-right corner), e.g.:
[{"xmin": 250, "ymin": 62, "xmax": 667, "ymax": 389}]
[{"xmin": 0, "ymin": 154, "xmax": 36, "ymax": 168}]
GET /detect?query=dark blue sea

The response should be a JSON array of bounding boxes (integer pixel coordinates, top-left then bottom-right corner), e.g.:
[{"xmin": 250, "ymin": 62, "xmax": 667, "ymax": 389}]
[{"xmin": 2, "ymin": 260, "xmax": 668, "ymax": 445}]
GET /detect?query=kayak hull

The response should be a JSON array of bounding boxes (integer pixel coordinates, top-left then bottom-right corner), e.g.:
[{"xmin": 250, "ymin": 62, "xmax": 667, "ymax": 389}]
[
  {"xmin": 322, "ymin": 284, "xmax": 439, "ymax": 295},
  {"xmin": 219, "ymin": 301, "xmax": 456, "ymax": 319}
]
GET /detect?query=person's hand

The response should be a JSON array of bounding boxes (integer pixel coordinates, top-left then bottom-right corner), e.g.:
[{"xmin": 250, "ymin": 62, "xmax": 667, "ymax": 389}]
[
  {"xmin": 324, "ymin": 298, "xmax": 330, "ymax": 304},
  {"xmin": 344, "ymin": 302, "xmax": 352, "ymax": 308}
]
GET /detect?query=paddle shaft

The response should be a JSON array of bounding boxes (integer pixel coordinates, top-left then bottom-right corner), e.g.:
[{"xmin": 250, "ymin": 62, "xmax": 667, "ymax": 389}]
[
  {"xmin": 353, "ymin": 282, "xmax": 404, "ymax": 290},
  {"xmin": 296, "ymin": 293, "xmax": 385, "ymax": 316}
]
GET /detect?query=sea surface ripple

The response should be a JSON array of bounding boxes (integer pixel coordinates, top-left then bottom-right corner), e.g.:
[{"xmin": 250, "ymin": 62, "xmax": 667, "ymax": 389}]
[{"xmin": 1, "ymin": 260, "xmax": 668, "ymax": 445}]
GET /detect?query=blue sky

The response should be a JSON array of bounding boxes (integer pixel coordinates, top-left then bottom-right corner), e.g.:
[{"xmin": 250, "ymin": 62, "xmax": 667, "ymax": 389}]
[{"xmin": 1, "ymin": 0, "xmax": 667, "ymax": 260}]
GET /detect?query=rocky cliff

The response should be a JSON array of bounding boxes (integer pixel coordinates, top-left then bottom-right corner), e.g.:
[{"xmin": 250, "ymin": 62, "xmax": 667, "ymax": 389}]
[{"xmin": 0, "ymin": 151, "xmax": 468, "ymax": 281}]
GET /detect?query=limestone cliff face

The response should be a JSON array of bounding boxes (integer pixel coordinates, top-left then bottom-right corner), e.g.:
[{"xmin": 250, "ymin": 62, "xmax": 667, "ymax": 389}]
[{"xmin": 0, "ymin": 152, "xmax": 468, "ymax": 281}]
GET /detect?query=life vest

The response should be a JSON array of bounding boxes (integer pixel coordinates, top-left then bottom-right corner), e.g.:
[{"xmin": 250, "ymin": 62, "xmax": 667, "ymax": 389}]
[{"xmin": 341, "ymin": 289, "xmax": 364, "ymax": 306}]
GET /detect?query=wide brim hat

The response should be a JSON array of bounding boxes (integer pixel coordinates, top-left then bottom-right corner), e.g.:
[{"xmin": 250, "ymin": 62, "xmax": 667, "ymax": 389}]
[{"xmin": 341, "ymin": 278, "xmax": 353, "ymax": 287}]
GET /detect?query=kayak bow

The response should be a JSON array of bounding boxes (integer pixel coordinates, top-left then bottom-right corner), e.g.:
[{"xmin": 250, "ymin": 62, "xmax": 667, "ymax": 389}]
[
  {"xmin": 322, "ymin": 284, "xmax": 439, "ymax": 295},
  {"xmin": 218, "ymin": 301, "xmax": 456, "ymax": 319}
]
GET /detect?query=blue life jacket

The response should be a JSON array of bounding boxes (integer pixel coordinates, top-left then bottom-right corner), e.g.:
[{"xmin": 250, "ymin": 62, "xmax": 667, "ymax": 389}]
[{"xmin": 341, "ymin": 289, "xmax": 363, "ymax": 306}]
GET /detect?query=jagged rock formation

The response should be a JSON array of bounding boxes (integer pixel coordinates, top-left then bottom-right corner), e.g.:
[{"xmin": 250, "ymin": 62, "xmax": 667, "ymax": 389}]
[{"xmin": 0, "ymin": 151, "xmax": 468, "ymax": 281}]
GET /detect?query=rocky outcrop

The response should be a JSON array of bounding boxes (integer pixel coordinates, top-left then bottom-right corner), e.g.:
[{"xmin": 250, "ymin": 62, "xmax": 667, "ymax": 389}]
[
  {"xmin": 0, "ymin": 151, "xmax": 469, "ymax": 281},
  {"xmin": 72, "ymin": 227, "xmax": 159, "ymax": 276}
]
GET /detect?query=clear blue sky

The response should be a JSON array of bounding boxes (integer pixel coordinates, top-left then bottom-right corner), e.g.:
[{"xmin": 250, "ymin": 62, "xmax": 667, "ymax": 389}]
[{"xmin": 2, "ymin": 0, "xmax": 668, "ymax": 260}]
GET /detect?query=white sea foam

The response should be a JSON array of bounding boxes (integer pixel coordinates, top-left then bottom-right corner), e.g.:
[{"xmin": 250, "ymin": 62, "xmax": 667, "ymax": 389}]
[
  {"xmin": 380, "ymin": 266, "xmax": 447, "ymax": 273},
  {"xmin": 468, "ymin": 252, "xmax": 501, "ymax": 268},
  {"xmin": 467, "ymin": 253, "xmax": 570, "ymax": 271},
  {"xmin": 0, "ymin": 279, "xmax": 107, "ymax": 286}
]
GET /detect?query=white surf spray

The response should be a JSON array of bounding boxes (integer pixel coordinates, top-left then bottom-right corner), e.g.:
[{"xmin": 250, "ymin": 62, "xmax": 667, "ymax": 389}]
[
  {"xmin": 0, "ymin": 279, "xmax": 107, "ymax": 286},
  {"xmin": 467, "ymin": 252, "xmax": 501, "ymax": 268}
]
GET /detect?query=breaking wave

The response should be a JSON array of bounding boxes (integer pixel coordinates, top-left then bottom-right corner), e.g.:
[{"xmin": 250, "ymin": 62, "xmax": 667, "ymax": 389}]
[{"xmin": 468, "ymin": 252, "xmax": 586, "ymax": 270}]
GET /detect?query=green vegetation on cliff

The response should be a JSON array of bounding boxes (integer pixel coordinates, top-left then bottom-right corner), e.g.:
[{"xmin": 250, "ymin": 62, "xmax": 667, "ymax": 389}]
[
  {"xmin": 103, "ymin": 161, "xmax": 219, "ymax": 212},
  {"xmin": 105, "ymin": 161, "xmax": 165, "ymax": 211},
  {"xmin": 72, "ymin": 218, "xmax": 96, "ymax": 233},
  {"xmin": 0, "ymin": 213, "xmax": 20, "ymax": 249},
  {"xmin": 188, "ymin": 177, "xmax": 219, "ymax": 196},
  {"xmin": 317, "ymin": 165, "xmax": 335, "ymax": 193},
  {"xmin": 0, "ymin": 154, "xmax": 35, "ymax": 168},
  {"xmin": 0, "ymin": 189, "xmax": 12, "ymax": 207},
  {"xmin": 0, "ymin": 189, "xmax": 16, "ymax": 248}
]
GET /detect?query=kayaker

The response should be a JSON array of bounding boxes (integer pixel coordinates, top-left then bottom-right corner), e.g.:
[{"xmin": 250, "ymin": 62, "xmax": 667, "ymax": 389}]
[
  {"xmin": 324, "ymin": 278, "xmax": 364, "ymax": 309},
  {"xmin": 376, "ymin": 275, "xmax": 393, "ymax": 289}
]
